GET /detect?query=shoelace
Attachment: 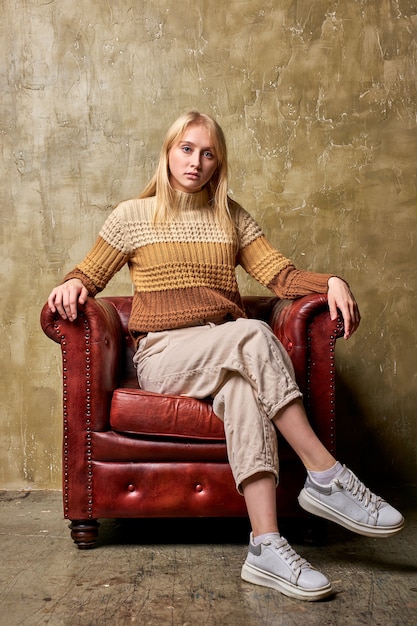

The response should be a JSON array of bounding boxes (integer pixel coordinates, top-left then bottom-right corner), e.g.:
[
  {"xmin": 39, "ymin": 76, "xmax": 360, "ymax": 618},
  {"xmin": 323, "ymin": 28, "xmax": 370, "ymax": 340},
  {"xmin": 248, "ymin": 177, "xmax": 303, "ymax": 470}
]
[
  {"xmin": 335, "ymin": 467, "xmax": 382, "ymax": 514},
  {"xmin": 266, "ymin": 537, "xmax": 310, "ymax": 573}
]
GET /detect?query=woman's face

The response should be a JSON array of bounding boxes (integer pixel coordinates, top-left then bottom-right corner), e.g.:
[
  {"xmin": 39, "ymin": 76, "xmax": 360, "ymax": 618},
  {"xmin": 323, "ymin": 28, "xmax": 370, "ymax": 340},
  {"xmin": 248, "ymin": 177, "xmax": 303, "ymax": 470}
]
[{"xmin": 168, "ymin": 124, "xmax": 218, "ymax": 193}]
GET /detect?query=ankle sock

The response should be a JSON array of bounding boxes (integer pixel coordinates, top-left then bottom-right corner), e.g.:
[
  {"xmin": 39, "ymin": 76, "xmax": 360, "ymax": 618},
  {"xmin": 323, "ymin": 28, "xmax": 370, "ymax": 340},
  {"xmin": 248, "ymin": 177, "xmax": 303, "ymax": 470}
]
[
  {"xmin": 252, "ymin": 532, "xmax": 280, "ymax": 545},
  {"xmin": 308, "ymin": 461, "xmax": 343, "ymax": 485}
]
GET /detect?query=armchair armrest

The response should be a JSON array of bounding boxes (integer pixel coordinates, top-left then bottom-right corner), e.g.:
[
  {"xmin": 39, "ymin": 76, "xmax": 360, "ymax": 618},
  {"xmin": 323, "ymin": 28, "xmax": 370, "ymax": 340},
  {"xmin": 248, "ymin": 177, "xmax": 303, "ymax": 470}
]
[
  {"xmin": 40, "ymin": 297, "xmax": 124, "ymax": 432},
  {"xmin": 268, "ymin": 294, "xmax": 344, "ymax": 453},
  {"xmin": 41, "ymin": 297, "xmax": 125, "ymax": 520}
]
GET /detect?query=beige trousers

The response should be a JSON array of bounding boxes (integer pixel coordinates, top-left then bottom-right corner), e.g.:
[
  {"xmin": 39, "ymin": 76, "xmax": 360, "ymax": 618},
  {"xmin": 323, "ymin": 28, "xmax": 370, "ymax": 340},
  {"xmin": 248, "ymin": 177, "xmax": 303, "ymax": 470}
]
[{"xmin": 133, "ymin": 318, "xmax": 302, "ymax": 492}]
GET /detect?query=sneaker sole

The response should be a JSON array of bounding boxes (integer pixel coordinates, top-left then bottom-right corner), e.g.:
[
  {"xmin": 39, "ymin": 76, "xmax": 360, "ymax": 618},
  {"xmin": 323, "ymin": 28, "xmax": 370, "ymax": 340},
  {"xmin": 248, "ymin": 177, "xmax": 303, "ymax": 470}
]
[
  {"xmin": 298, "ymin": 489, "xmax": 405, "ymax": 538},
  {"xmin": 241, "ymin": 561, "xmax": 333, "ymax": 602}
]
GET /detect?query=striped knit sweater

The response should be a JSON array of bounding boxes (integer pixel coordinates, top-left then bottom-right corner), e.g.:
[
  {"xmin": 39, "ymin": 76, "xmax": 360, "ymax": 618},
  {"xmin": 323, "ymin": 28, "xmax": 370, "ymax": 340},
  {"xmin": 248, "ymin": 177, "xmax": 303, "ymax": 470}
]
[{"xmin": 64, "ymin": 188, "xmax": 332, "ymax": 337}]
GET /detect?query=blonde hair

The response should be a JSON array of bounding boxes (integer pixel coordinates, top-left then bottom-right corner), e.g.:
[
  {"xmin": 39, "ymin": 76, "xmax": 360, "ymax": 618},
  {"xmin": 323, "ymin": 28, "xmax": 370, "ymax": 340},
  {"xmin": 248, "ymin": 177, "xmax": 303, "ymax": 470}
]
[{"xmin": 140, "ymin": 111, "xmax": 233, "ymax": 228}]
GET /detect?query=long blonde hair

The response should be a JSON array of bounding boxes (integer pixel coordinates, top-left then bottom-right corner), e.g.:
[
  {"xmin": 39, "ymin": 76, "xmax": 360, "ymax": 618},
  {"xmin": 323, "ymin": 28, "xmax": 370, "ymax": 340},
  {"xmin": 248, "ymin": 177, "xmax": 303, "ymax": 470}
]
[{"xmin": 140, "ymin": 111, "xmax": 233, "ymax": 228}]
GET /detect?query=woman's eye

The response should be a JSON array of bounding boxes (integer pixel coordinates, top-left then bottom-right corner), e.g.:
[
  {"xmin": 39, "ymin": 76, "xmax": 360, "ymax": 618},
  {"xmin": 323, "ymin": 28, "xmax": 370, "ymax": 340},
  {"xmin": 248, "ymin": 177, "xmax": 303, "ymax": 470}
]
[
  {"xmin": 182, "ymin": 145, "xmax": 192, "ymax": 153},
  {"xmin": 204, "ymin": 151, "xmax": 213, "ymax": 159}
]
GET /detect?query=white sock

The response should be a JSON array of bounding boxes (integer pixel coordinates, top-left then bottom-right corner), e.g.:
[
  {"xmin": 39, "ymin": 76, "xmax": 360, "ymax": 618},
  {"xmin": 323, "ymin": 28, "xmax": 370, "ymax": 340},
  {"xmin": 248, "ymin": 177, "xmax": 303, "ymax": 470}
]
[
  {"xmin": 252, "ymin": 531, "xmax": 280, "ymax": 545},
  {"xmin": 308, "ymin": 461, "xmax": 343, "ymax": 485}
]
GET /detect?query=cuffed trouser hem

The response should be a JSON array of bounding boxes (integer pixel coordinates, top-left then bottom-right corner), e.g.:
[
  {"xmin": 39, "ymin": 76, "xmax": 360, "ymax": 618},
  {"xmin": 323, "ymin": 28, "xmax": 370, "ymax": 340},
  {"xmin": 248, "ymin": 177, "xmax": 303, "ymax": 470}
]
[
  {"xmin": 235, "ymin": 467, "xmax": 280, "ymax": 496},
  {"xmin": 263, "ymin": 389, "xmax": 304, "ymax": 423}
]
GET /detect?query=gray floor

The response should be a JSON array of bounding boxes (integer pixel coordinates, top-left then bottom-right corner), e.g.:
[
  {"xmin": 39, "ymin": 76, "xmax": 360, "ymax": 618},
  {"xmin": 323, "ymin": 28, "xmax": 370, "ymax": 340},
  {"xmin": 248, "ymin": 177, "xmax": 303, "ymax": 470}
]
[{"xmin": 0, "ymin": 489, "xmax": 416, "ymax": 626}]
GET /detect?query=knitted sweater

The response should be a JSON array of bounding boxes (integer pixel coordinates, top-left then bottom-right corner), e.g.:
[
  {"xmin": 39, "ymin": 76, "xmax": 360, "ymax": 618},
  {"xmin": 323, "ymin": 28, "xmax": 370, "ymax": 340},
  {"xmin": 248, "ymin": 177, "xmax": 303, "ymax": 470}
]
[{"xmin": 64, "ymin": 188, "xmax": 332, "ymax": 337}]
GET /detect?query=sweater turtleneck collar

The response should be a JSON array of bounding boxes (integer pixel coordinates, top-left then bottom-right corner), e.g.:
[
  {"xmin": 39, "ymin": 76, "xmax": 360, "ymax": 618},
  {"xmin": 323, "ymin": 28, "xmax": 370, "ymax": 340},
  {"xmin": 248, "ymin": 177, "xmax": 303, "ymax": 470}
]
[{"xmin": 172, "ymin": 187, "xmax": 211, "ymax": 211}]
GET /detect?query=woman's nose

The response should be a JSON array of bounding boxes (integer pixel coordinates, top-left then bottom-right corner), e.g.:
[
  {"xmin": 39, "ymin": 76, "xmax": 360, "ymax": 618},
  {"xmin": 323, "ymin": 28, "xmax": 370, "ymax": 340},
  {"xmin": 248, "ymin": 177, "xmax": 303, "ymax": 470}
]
[{"xmin": 190, "ymin": 154, "xmax": 202, "ymax": 169}]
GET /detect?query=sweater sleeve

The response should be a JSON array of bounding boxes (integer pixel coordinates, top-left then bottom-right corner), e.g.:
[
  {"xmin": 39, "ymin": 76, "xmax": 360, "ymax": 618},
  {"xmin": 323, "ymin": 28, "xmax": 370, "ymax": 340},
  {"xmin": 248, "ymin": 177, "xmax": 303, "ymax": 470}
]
[
  {"xmin": 63, "ymin": 236, "xmax": 130, "ymax": 296},
  {"xmin": 234, "ymin": 202, "xmax": 333, "ymax": 299},
  {"xmin": 267, "ymin": 265, "xmax": 333, "ymax": 299},
  {"xmin": 62, "ymin": 205, "xmax": 131, "ymax": 295}
]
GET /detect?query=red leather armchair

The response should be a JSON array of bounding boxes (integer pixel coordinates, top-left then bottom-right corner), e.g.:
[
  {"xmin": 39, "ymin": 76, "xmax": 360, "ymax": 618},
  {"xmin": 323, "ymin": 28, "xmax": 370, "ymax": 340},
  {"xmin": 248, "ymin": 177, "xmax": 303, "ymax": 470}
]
[{"xmin": 40, "ymin": 294, "xmax": 343, "ymax": 549}]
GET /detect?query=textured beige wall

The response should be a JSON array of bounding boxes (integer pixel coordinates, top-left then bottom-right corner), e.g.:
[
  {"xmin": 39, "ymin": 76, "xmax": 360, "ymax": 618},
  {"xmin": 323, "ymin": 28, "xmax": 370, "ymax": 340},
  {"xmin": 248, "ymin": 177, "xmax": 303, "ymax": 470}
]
[{"xmin": 1, "ymin": 0, "xmax": 416, "ymax": 490}]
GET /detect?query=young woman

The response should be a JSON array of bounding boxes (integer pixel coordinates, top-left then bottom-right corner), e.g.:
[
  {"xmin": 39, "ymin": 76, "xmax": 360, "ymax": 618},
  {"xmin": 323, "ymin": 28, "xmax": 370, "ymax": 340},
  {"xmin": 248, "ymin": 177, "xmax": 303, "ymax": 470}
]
[{"xmin": 48, "ymin": 111, "xmax": 404, "ymax": 601}]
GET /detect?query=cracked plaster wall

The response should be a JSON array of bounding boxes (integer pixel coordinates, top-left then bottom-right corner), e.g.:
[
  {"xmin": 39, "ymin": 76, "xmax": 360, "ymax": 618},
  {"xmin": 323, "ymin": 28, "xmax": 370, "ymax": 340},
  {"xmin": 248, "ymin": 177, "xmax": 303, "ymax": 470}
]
[{"xmin": 1, "ymin": 0, "xmax": 416, "ymax": 489}]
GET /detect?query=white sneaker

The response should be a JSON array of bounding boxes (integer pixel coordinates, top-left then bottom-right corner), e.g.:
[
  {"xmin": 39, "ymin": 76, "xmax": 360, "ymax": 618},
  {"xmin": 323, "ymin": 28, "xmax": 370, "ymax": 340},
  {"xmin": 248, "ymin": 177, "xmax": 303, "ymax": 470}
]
[
  {"xmin": 241, "ymin": 533, "xmax": 333, "ymax": 601},
  {"xmin": 298, "ymin": 465, "xmax": 404, "ymax": 538}
]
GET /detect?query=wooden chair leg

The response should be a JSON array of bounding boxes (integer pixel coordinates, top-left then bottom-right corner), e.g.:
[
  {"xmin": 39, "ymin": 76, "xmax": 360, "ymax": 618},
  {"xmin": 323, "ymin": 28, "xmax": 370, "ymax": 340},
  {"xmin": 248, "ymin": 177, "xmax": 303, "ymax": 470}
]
[{"xmin": 69, "ymin": 519, "xmax": 100, "ymax": 549}]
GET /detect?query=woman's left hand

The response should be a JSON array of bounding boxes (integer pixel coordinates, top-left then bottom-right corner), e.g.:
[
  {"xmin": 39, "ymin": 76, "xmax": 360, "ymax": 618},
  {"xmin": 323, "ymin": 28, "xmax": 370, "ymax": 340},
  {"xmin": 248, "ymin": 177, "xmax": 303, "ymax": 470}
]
[{"xmin": 327, "ymin": 276, "xmax": 361, "ymax": 340}]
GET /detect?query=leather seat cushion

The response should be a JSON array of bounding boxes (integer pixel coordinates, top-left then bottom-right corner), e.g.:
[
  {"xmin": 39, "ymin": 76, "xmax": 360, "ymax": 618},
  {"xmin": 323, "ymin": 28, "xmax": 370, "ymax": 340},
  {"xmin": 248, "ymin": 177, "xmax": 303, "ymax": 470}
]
[{"xmin": 110, "ymin": 388, "xmax": 226, "ymax": 441}]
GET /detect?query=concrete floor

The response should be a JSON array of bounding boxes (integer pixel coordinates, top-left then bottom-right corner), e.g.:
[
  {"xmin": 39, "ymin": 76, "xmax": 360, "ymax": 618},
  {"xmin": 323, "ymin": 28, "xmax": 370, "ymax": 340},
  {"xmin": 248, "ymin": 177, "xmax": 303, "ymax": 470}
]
[{"xmin": 0, "ymin": 490, "xmax": 416, "ymax": 626}]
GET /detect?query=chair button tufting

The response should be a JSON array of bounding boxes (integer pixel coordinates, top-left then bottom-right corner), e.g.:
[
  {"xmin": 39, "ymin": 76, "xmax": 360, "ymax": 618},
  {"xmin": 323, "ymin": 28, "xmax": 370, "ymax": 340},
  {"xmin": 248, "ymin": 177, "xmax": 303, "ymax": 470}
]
[
  {"xmin": 194, "ymin": 484, "xmax": 203, "ymax": 493},
  {"xmin": 127, "ymin": 484, "xmax": 136, "ymax": 492}
]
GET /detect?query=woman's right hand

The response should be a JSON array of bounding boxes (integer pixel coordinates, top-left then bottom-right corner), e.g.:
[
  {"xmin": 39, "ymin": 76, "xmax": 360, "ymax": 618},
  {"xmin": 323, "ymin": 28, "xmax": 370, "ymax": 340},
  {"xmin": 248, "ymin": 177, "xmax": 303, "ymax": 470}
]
[{"xmin": 47, "ymin": 278, "xmax": 89, "ymax": 321}]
